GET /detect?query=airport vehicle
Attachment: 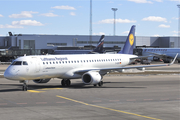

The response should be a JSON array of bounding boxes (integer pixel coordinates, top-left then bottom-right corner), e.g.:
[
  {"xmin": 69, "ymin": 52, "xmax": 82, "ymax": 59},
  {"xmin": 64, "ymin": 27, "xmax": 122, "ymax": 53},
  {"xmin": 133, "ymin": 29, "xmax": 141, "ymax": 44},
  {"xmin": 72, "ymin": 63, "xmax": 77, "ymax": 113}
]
[
  {"xmin": 4, "ymin": 25, "xmax": 178, "ymax": 91},
  {"xmin": 142, "ymin": 48, "xmax": 180, "ymax": 63},
  {"xmin": 53, "ymin": 35, "xmax": 105, "ymax": 54}
]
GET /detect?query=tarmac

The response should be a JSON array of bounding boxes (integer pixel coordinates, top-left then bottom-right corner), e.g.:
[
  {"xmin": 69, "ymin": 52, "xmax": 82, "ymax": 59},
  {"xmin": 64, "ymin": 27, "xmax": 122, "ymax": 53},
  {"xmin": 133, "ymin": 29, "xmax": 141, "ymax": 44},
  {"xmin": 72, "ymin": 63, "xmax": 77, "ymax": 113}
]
[{"xmin": 0, "ymin": 63, "xmax": 180, "ymax": 120}]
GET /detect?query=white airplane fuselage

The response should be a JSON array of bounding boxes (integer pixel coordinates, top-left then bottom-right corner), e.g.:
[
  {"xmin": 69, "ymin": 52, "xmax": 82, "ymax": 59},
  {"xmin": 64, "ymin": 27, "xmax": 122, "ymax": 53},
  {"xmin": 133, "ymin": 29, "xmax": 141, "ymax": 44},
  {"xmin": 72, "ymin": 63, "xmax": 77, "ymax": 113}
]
[{"xmin": 4, "ymin": 54, "xmax": 135, "ymax": 81}]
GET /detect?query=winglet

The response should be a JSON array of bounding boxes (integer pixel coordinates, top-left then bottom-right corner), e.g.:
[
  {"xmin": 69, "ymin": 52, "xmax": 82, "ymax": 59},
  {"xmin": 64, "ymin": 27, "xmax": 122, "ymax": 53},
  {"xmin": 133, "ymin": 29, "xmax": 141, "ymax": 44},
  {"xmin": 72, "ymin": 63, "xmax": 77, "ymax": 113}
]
[{"xmin": 168, "ymin": 53, "xmax": 178, "ymax": 66}]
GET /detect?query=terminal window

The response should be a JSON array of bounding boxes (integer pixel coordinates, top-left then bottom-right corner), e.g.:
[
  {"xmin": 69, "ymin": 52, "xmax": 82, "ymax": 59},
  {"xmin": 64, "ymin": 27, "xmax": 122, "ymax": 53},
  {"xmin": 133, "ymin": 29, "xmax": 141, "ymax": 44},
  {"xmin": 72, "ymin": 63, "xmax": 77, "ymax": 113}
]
[{"xmin": 24, "ymin": 40, "xmax": 35, "ymax": 49}]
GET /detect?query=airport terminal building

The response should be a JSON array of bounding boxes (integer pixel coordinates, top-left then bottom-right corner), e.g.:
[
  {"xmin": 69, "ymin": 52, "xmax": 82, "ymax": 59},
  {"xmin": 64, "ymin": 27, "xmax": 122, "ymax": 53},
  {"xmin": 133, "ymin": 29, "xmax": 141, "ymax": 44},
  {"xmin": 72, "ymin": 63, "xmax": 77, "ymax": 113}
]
[{"xmin": 0, "ymin": 33, "xmax": 179, "ymax": 61}]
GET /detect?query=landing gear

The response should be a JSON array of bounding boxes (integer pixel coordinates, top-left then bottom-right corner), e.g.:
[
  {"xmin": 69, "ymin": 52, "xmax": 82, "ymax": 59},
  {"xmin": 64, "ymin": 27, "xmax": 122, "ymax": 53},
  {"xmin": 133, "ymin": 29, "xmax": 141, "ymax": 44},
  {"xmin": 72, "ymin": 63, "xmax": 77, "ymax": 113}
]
[
  {"xmin": 20, "ymin": 80, "xmax": 28, "ymax": 91},
  {"xmin": 61, "ymin": 79, "xmax": 71, "ymax": 87},
  {"xmin": 93, "ymin": 81, "xmax": 103, "ymax": 87},
  {"xmin": 98, "ymin": 81, "xmax": 103, "ymax": 87}
]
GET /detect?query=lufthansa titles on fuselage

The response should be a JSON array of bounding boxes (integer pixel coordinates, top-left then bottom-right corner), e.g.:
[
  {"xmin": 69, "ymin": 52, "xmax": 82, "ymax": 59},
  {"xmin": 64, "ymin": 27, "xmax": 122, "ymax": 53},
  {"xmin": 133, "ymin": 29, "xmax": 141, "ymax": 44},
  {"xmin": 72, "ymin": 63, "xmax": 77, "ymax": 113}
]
[{"xmin": 40, "ymin": 57, "xmax": 68, "ymax": 61}]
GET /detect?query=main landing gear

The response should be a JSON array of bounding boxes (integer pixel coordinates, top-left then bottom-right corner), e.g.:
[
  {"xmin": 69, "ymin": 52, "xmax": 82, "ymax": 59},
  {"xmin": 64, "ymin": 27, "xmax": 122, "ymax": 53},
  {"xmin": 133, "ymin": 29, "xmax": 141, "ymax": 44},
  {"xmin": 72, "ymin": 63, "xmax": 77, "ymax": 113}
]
[
  {"xmin": 94, "ymin": 81, "xmax": 104, "ymax": 87},
  {"xmin": 61, "ymin": 79, "xmax": 71, "ymax": 87}
]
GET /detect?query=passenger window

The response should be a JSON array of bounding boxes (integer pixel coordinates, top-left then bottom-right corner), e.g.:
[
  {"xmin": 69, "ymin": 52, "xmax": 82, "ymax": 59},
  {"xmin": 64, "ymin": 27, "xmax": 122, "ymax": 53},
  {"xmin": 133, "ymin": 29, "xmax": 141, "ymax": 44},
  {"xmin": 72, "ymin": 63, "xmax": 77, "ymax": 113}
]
[
  {"xmin": 59, "ymin": 61, "xmax": 61, "ymax": 64},
  {"xmin": 46, "ymin": 62, "xmax": 48, "ymax": 64},
  {"xmin": 65, "ymin": 61, "xmax": 67, "ymax": 63},
  {"xmin": 69, "ymin": 61, "xmax": 70, "ymax": 63},
  {"xmin": 53, "ymin": 62, "xmax": 55, "ymax": 64},
  {"xmin": 62, "ymin": 61, "xmax": 64, "ymax": 64},
  {"xmin": 71, "ymin": 61, "xmax": 73, "ymax": 63},
  {"xmin": 74, "ymin": 61, "xmax": 76, "ymax": 63},
  {"xmin": 43, "ymin": 62, "xmax": 45, "ymax": 65},
  {"xmin": 56, "ymin": 62, "xmax": 58, "ymax": 64}
]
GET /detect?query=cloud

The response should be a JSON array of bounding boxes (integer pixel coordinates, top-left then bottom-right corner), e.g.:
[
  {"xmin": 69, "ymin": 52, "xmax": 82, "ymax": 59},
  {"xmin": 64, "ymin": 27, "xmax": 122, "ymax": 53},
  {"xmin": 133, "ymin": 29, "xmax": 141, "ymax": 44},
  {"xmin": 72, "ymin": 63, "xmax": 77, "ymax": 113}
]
[
  {"xmin": 98, "ymin": 18, "xmax": 136, "ymax": 24},
  {"xmin": 153, "ymin": 0, "xmax": 163, "ymax": 2},
  {"xmin": 153, "ymin": 34, "xmax": 160, "ymax": 37},
  {"xmin": 70, "ymin": 12, "xmax": 76, "ymax": 16},
  {"xmin": 9, "ymin": 11, "xmax": 38, "ymax": 18},
  {"xmin": 170, "ymin": 0, "xmax": 180, "ymax": 2},
  {"xmin": 93, "ymin": 32, "xmax": 105, "ymax": 35},
  {"xmin": 40, "ymin": 13, "xmax": 58, "ymax": 17},
  {"xmin": 122, "ymin": 31, "xmax": 130, "ymax": 34},
  {"xmin": 172, "ymin": 17, "xmax": 179, "ymax": 20},
  {"xmin": 0, "ymin": 24, "xmax": 23, "ymax": 28},
  {"xmin": 51, "ymin": 5, "xmax": 76, "ymax": 10},
  {"xmin": 158, "ymin": 24, "xmax": 170, "ymax": 28},
  {"xmin": 0, "ymin": 14, "xmax": 3, "ymax": 17},
  {"xmin": 12, "ymin": 20, "xmax": 44, "ymax": 26},
  {"xmin": 172, "ymin": 30, "xmax": 179, "ymax": 34},
  {"xmin": 128, "ymin": 0, "xmax": 153, "ymax": 4},
  {"xmin": 142, "ymin": 16, "xmax": 167, "ymax": 22}
]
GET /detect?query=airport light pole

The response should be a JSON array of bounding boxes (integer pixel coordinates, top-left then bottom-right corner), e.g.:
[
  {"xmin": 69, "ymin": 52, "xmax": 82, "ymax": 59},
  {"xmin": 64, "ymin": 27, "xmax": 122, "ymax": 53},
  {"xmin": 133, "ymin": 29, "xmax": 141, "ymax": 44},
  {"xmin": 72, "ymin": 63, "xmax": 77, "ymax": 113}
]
[
  {"xmin": 111, "ymin": 8, "xmax": 118, "ymax": 36},
  {"xmin": 89, "ymin": 0, "xmax": 92, "ymax": 49},
  {"xmin": 177, "ymin": 5, "xmax": 180, "ymax": 48}
]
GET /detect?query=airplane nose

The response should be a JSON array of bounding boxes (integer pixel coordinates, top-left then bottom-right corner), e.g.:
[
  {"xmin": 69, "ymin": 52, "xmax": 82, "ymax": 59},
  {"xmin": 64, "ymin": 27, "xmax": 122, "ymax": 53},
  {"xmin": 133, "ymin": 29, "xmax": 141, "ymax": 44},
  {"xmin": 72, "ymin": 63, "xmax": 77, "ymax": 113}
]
[
  {"xmin": 4, "ymin": 67, "xmax": 18, "ymax": 80},
  {"xmin": 4, "ymin": 69, "xmax": 12, "ymax": 79}
]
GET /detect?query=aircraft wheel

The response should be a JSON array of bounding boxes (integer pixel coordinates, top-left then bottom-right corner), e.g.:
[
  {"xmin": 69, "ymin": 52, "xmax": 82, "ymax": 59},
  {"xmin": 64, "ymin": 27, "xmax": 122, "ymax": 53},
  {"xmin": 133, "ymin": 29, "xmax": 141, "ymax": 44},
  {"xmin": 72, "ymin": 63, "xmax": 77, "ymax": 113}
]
[
  {"xmin": 22, "ymin": 85, "xmax": 28, "ymax": 91},
  {"xmin": 98, "ymin": 81, "xmax": 103, "ymax": 87},
  {"xmin": 66, "ymin": 79, "xmax": 71, "ymax": 86},
  {"xmin": 22, "ymin": 82, "xmax": 28, "ymax": 91},
  {"xmin": 61, "ymin": 79, "xmax": 66, "ymax": 87},
  {"xmin": 94, "ymin": 84, "xmax": 97, "ymax": 87}
]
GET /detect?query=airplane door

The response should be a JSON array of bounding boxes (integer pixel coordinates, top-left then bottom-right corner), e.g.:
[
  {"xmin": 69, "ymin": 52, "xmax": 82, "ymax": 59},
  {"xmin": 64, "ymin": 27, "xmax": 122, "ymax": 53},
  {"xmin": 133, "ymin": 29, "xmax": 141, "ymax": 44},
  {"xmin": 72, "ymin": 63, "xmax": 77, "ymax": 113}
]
[{"xmin": 32, "ymin": 57, "xmax": 40, "ymax": 72}]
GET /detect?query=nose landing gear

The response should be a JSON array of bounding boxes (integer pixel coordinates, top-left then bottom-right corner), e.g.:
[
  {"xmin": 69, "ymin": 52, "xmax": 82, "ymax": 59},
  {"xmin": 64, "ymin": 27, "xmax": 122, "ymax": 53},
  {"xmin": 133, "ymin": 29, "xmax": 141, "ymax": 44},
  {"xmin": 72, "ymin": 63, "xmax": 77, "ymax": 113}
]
[{"xmin": 20, "ymin": 80, "xmax": 28, "ymax": 91}]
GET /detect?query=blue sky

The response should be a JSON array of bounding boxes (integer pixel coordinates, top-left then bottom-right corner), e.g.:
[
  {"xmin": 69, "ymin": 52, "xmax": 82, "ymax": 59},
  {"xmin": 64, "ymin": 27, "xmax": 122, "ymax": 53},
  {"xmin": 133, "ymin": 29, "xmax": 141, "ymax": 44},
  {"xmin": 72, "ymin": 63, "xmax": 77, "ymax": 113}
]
[{"xmin": 0, "ymin": 0, "xmax": 180, "ymax": 36}]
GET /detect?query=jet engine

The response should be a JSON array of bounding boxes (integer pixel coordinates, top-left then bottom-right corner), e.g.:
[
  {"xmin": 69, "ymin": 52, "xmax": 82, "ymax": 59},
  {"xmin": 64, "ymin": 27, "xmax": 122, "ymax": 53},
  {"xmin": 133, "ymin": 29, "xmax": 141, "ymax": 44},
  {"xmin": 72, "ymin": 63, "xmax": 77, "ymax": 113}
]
[
  {"xmin": 82, "ymin": 71, "xmax": 101, "ymax": 85},
  {"xmin": 33, "ymin": 78, "xmax": 51, "ymax": 83}
]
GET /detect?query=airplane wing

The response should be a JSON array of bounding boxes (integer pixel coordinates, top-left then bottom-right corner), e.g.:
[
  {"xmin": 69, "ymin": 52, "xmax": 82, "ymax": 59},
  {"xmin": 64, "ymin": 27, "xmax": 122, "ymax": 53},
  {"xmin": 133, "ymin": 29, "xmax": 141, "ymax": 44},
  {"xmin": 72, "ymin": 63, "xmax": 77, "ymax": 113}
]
[
  {"xmin": 147, "ymin": 52, "xmax": 166, "ymax": 57},
  {"xmin": 74, "ymin": 53, "xmax": 178, "ymax": 75}
]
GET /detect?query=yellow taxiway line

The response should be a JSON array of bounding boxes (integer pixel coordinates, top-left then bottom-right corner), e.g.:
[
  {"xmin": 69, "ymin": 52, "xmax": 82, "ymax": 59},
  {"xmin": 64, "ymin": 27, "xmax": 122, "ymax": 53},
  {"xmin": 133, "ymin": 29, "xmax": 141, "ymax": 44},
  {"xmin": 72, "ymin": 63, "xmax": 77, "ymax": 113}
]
[{"xmin": 56, "ymin": 95, "xmax": 161, "ymax": 120}]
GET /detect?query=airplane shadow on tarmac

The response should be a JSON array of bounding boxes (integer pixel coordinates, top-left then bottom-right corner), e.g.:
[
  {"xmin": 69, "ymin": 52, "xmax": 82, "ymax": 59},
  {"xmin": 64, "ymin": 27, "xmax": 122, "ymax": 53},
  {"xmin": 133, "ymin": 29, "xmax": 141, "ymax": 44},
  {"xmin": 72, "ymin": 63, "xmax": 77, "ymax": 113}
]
[{"xmin": 0, "ymin": 82, "xmax": 146, "ymax": 92}]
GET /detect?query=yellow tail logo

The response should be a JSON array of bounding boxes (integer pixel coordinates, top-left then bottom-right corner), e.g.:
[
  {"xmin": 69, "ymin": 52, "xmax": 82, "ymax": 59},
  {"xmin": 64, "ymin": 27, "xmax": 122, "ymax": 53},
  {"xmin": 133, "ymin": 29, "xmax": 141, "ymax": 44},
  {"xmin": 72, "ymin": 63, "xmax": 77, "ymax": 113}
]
[{"xmin": 129, "ymin": 34, "xmax": 134, "ymax": 46}]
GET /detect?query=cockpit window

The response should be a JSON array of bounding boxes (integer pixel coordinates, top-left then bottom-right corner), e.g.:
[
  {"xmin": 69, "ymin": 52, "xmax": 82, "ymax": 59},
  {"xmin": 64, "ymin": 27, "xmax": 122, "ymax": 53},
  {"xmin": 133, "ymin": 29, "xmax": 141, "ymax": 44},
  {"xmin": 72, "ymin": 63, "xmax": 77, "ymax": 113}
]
[
  {"xmin": 11, "ymin": 61, "xmax": 28, "ymax": 65},
  {"xmin": 12, "ymin": 61, "xmax": 22, "ymax": 65},
  {"xmin": 23, "ymin": 61, "xmax": 28, "ymax": 65}
]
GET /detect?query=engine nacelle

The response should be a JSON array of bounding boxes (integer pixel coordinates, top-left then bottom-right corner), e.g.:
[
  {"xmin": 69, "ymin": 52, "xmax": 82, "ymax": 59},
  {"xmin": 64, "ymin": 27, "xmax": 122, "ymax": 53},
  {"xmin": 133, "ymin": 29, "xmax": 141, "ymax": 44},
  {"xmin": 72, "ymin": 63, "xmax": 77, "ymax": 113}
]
[
  {"xmin": 82, "ymin": 71, "xmax": 101, "ymax": 85},
  {"xmin": 33, "ymin": 78, "xmax": 51, "ymax": 84},
  {"xmin": 137, "ymin": 67, "xmax": 145, "ymax": 71}
]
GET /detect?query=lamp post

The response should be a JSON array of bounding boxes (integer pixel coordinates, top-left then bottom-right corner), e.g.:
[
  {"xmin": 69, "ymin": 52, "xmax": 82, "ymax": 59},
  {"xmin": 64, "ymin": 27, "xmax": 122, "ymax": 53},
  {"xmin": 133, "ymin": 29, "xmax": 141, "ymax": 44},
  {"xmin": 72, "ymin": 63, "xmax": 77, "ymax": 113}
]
[
  {"xmin": 111, "ymin": 8, "xmax": 118, "ymax": 36},
  {"xmin": 89, "ymin": 0, "xmax": 92, "ymax": 49},
  {"xmin": 177, "ymin": 5, "xmax": 180, "ymax": 48}
]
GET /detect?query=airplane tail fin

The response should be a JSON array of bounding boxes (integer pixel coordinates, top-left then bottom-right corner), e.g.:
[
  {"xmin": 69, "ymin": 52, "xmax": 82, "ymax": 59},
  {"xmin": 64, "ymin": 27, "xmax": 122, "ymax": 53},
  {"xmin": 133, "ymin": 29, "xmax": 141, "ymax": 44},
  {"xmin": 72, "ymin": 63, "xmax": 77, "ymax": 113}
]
[
  {"xmin": 118, "ymin": 25, "xmax": 136, "ymax": 54},
  {"xmin": 93, "ymin": 35, "xmax": 105, "ymax": 53}
]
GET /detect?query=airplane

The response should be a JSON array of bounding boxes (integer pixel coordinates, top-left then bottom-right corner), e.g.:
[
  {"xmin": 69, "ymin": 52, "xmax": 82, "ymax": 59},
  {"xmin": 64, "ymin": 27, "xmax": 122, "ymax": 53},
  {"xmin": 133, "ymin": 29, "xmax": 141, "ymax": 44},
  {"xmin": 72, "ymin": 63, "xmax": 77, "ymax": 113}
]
[
  {"xmin": 4, "ymin": 25, "xmax": 178, "ymax": 91},
  {"xmin": 53, "ymin": 35, "xmax": 105, "ymax": 54},
  {"xmin": 141, "ymin": 48, "xmax": 180, "ymax": 63}
]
